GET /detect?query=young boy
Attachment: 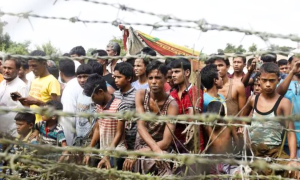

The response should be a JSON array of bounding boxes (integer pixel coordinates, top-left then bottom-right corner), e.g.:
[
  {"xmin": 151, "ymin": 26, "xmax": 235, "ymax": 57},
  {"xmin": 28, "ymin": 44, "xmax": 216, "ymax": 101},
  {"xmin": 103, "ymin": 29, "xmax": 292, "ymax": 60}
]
[
  {"xmin": 242, "ymin": 63, "xmax": 297, "ymax": 177},
  {"xmin": 277, "ymin": 59, "xmax": 288, "ymax": 75},
  {"xmin": 200, "ymin": 64, "xmax": 225, "ymax": 112},
  {"xmin": 205, "ymin": 101, "xmax": 241, "ymax": 175},
  {"xmin": 83, "ymin": 74, "xmax": 126, "ymax": 169},
  {"xmin": 14, "ymin": 112, "xmax": 38, "ymax": 154},
  {"xmin": 113, "ymin": 62, "xmax": 137, "ymax": 151}
]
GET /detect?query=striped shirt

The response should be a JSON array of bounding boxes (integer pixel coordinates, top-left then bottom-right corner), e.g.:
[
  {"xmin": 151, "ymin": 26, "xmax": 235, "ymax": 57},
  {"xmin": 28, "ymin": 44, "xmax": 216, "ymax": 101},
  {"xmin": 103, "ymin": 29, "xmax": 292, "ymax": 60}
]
[
  {"xmin": 35, "ymin": 121, "xmax": 66, "ymax": 146},
  {"xmin": 96, "ymin": 95, "xmax": 126, "ymax": 150},
  {"xmin": 114, "ymin": 87, "xmax": 137, "ymax": 150}
]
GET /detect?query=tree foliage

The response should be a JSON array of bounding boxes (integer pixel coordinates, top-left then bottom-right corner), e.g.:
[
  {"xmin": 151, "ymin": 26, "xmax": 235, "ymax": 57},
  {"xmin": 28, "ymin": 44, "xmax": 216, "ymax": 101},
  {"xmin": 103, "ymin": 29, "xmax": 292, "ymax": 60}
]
[
  {"xmin": 223, "ymin": 43, "xmax": 246, "ymax": 53},
  {"xmin": 268, "ymin": 44, "xmax": 295, "ymax": 52},
  {"xmin": 36, "ymin": 41, "xmax": 61, "ymax": 55},
  {"xmin": 248, "ymin": 43, "xmax": 257, "ymax": 52}
]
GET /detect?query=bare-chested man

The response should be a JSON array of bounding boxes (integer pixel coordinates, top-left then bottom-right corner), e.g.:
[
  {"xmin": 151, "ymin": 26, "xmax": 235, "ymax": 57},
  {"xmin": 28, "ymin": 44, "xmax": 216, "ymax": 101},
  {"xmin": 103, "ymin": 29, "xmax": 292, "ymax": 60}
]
[
  {"xmin": 122, "ymin": 60, "xmax": 178, "ymax": 176},
  {"xmin": 208, "ymin": 56, "xmax": 246, "ymax": 116}
]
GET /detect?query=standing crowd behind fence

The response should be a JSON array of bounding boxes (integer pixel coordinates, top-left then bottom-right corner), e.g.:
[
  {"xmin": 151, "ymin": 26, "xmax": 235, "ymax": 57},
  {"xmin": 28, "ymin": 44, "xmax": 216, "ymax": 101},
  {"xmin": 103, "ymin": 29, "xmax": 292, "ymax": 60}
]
[{"xmin": 1, "ymin": 42, "xmax": 300, "ymax": 179}]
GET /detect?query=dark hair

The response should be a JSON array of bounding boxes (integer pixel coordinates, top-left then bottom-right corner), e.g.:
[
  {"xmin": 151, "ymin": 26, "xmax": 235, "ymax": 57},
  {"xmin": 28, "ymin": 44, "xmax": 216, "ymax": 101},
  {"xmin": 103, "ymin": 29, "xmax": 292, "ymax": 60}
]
[
  {"xmin": 170, "ymin": 57, "xmax": 191, "ymax": 71},
  {"xmin": 261, "ymin": 53, "xmax": 277, "ymax": 63},
  {"xmin": 247, "ymin": 58, "xmax": 255, "ymax": 67},
  {"xmin": 69, "ymin": 46, "xmax": 86, "ymax": 56},
  {"xmin": 87, "ymin": 60, "xmax": 103, "ymax": 76},
  {"xmin": 277, "ymin": 59, "xmax": 288, "ymax": 67},
  {"xmin": 84, "ymin": 74, "xmax": 107, "ymax": 97},
  {"xmin": 15, "ymin": 112, "xmax": 36, "ymax": 124},
  {"xmin": 288, "ymin": 56, "xmax": 294, "ymax": 63},
  {"xmin": 76, "ymin": 64, "xmax": 93, "ymax": 75},
  {"xmin": 48, "ymin": 66, "xmax": 59, "ymax": 79},
  {"xmin": 29, "ymin": 50, "xmax": 46, "ymax": 63},
  {"xmin": 207, "ymin": 55, "xmax": 230, "ymax": 66},
  {"xmin": 91, "ymin": 49, "xmax": 108, "ymax": 57},
  {"xmin": 63, "ymin": 53, "xmax": 70, "ymax": 57},
  {"xmin": 114, "ymin": 62, "xmax": 133, "ymax": 79},
  {"xmin": 146, "ymin": 60, "xmax": 168, "ymax": 76},
  {"xmin": 46, "ymin": 100, "xmax": 63, "ymax": 110},
  {"xmin": 200, "ymin": 64, "xmax": 219, "ymax": 90},
  {"xmin": 126, "ymin": 57, "xmax": 136, "ymax": 67},
  {"xmin": 5, "ymin": 58, "xmax": 21, "ymax": 69},
  {"xmin": 260, "ymin": 62, "xmax": 280, "ymax": 77},
  {"xmin": 107, "ymin": 42, "xmax": 121, "ymax": 56},
  {"xmin": 207, "ymin": 101, "xmax": 225, "ymax": 116},
  {"xmin": 20, "ymin": 59, "xmax": 29, "ymax": 70},
  {"xmin": 30, "ymin": 50, "xmax": 46, "ymax": 56},
  {"xmin": 234, "ymin": 53, "xmax": 246, "ymax": 64},
  {"xmin": 139, "ymin": 47, "xmax": 157, "ymax": 56},
  {"xmin": 165, "ymin": 58, "xmax": 175, "ymax": 66},
  {"xmin": 59, "ymin": 59, "xmax": 75, "ymax": 77}
]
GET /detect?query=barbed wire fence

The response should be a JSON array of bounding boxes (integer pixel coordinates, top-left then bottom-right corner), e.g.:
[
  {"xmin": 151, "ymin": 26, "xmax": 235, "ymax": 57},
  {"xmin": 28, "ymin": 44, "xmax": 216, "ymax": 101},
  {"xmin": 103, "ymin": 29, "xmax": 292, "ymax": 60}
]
[{"xmin": 1, "ymin": 1, "xmax": 300, "ymax": 179}]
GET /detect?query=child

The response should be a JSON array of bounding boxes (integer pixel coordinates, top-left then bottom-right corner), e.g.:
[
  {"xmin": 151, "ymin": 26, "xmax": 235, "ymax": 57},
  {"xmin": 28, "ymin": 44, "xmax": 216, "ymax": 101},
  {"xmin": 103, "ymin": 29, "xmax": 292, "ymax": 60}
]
[
  {"xmin": 32, "ymin": 100, "xmax": 68, "ymax": 162},
  {"xmin": 205, "ymin": 101, "xmax": 242, "ymax": 176},
  {"xmin": 242, "ymin": 63, "xmax": 297, "ymax": 177}
]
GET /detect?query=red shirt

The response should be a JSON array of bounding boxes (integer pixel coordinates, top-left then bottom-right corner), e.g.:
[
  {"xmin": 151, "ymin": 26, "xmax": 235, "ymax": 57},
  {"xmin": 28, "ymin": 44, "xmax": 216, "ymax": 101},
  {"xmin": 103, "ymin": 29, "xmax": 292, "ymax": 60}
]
[{"xmin": 170, "ymin": 84, "xmax": 204, "ymax": 152}]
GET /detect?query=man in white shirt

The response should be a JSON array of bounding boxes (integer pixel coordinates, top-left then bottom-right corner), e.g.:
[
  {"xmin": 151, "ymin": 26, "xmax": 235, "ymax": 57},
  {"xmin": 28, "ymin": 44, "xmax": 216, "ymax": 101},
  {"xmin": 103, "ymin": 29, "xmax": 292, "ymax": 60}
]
[
  {"xmin": 0, "ymin": 58, "xmax": 28, "ymax": 138},
  {"xmin": 59, "ymin": 59, "xmax": 82, "ymax": 145}
]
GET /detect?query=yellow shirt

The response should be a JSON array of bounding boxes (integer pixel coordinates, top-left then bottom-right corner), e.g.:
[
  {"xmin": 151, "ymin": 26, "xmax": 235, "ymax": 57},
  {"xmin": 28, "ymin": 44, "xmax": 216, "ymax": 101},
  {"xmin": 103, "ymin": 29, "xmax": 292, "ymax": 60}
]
[{"xmin": 29, "ymin": 75, "xmax": 61, "ymax": 122}]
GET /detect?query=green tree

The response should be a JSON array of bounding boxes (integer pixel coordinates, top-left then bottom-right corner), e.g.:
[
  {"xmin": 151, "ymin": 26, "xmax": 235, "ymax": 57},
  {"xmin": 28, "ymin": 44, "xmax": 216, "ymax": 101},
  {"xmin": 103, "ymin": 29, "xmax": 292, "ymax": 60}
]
[
  {"xmin": 248, "ymin": 43, "xmax": 257, "ymax": 52},
  {"xmin": 0, "ymin": 19, "xmax": 11, "ymax": 52},
  {"xmin": 223, "ymin": 43, "xmax": 236, "ymax": 53},
  {"xmin": 235, "ymin": 45, "xmax": 246, "ymax": 53},
  {"xmin": 217, "ymin": 49, "xmax": 224, "ymax": 54},
  {"xmin": 6, "ymin": 41, "xmax": 31, "ymax": 55},
  {"xmin": 109, "ymin": 37, "xmax": 126, "ymax": 56},
  {"xmin": 36, "ymin": 41, "xmax": 61, "ymax": 55}
]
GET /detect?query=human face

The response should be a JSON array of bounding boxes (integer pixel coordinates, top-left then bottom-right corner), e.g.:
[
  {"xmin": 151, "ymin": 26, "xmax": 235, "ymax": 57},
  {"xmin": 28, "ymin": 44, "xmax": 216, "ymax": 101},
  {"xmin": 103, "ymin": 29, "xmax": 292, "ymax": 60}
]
[
  {"xmin": 233, "ymin": 57, "xmax": 245, "ymax": 73},
  {"xmin": 97, "ymin": 58, "xmax": 107, "ymax": 66},
  {"xmin": 91, "ymin": 89, "xmax": 105, "ymax": 105},
  {"xmin": 215, "ymin": 74, "xmax": 223, "ymax": 89},
  {"xmin": 166, "ymin": 69, "xmax": 174, "ymax": 88},
  {"xmin": 3, "ymin": 60, "xmax": 19, "ymax": 81},
  {"xmin": 114, "ymin": 70, "xmax": 130, "ymax": 89},
  {"xmin": 148, "ymin": 69, "xmax": 166, "ymax": 94},
  {"xmin": 106, "ymin": 46, "xmax": 116, "ymax": 56},
  {"xmin": 134, "ymin": 59, "xmax": 146, "ymax": 77},
  {"xmin": 213, "ymin": 59, "xmax": 228, "ymax": 78},
  {"xmin": 254, "ymin": 79, "xmax": 261, "ymax": 95},
  {"xmin": 279, "ymin": 65, "xmax": 288, "ymax": 74},
  {"xmin": 16, "ymin": 121, "xmax": 33, "ymax": 135},
  {"xmin": 77, "ymin": 74, "xmax": 89, "ymax": 88},
  {"xmin": 18, "ymin": 67, "xmax": 27, "ymax": 79},
  {"xmin": 28, "ymin": 60, "xmax": 45, "ymax": 77},
  {"xmin": 172, "ymin": 68, "xmax": 189, "ymax": 85},
  {"xmin": 71, "ymin": 54, "xmax": 84, "ymax": 64},
  {"xmin": 259, "ymin": 72, "xmax": 279, "ymax": 94}
]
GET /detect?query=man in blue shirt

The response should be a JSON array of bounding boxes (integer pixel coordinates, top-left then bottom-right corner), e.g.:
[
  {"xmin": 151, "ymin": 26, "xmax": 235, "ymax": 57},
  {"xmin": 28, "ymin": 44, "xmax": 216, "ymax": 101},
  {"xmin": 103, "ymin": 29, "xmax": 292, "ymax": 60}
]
[{"xmin": 277, "ymin": 55, "xmax": 300, "ymax": 157}]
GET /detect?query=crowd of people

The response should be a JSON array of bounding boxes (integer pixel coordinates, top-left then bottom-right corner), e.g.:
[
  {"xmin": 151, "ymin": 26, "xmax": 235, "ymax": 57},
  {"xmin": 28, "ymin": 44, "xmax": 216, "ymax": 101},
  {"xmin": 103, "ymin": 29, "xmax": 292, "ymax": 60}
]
[{"xmin": 0, "ymin": 41, "xmax": 300, "ymax": 178}]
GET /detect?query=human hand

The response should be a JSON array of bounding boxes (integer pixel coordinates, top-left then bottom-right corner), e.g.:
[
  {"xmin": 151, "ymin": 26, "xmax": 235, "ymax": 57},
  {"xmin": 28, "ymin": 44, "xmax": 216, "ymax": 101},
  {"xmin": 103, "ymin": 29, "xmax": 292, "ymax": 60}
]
[
  {"xmin": 287, "ymin": 161, "xmax": 300, "ymax": 179},
  {"xmin": 291, "ymin": 61, "xmax": 300, "ymax": 75},
  {"xmin": 122, "ymin": 157, "xmax": 137, "ymax": 171},
  {"xmin": 182, "ymin": 124, "xmax": 194, "ymax": 145},
  {"xmin": 97, "ymin": 156, "xmax": 111, "ymax": 169},
  {"xmin": 29, "ymin": 130, "xmax": 39, "ymax": 141},
  {"xmin": 82, "ymin": 155, "xmax": 90, "ymax": 165},
  {"xmin": 10, "ymin": 92, "xmax": 22, "ymax": 101},
  {"xmin": 18, "ymin": 96, "xmax": 39, "ymax": 106}
]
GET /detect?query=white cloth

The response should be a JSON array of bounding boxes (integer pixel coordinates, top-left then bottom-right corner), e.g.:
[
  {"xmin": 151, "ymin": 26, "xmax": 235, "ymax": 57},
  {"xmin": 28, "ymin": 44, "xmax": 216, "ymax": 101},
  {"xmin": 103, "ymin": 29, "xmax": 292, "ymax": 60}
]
[
  {"xmin": 26, "ymin": 71, "xmax": 35, "ymax": 83},
  {"xmin": 60, "ymin": 78, "xmax": 83, "ymax": 145},
  {"xmin": 107, "ymin": 59, "xmax": 122, "ymax": 73},
  {"xmin": 0, "ymin": 77, "xmax": 28, "ymax": 137}
]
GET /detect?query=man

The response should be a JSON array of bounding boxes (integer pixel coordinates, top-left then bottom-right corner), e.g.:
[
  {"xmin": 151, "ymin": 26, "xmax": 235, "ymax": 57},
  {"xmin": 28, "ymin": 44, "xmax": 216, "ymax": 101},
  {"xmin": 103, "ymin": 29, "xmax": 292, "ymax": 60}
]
[
  {"xmin": 209, "ymin": 56, "xmax": 246, "ymax": 116},
  {"xmin": 201, "ymin": 64, "xmax": 224, "ymax": 112},
  {"xmin": 277, "ymin": 55, "xmax": 300, "ymax": 158},
  {"xmin": 18, "ymin": 50, "xmax": 61, "ymax": 122},
  {"xmin": 91, "ymin": 49, "xmax": 118, "ymax": 89},
  {"xmin": 170, "ymin": 58, "xmax": 204, "ymax": 153},
  {"xmin": 123, "ymin": 61, "xmax": 178, "ymax": 176},
  {"xmin": 113, "ymin": 62, "xmax": 137, "ymax": 150},
  {"xmin": 132, "ymin": 47, "xmax": 157, "ymax": 90},
  {"xmin": 106, "ymin": 42, "xmax": 121, "ymax": 73},
  {"xmin": 83, "ymin": 74, "xmax": 126, "ymax": 169},
  {"xmin": 277, "ymin": 59, "xmax": 288, "ymax": 74},
  {"xmin": 69, "ymin": 46, "xmax": 86, "ymax": 67},
  {"xmin": 18, "ymin": 59, "xmax": 30, "ymax": 90},
  {"xmin": 230, "ymin": 55, "xmax": 246, "ymax": 83},
  {"xmin": 242, "ymin": 63, "xmax": 297, "ymax": 177},
  {"xmin": 0, "ymin": 58, "xmax": 28, "ymax": 138},
  {"xmin": 59, "ymin": 59, "xmax": 82, "ymax": 145}
]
